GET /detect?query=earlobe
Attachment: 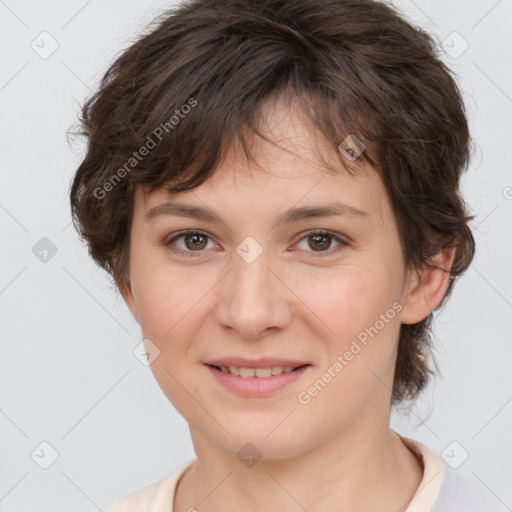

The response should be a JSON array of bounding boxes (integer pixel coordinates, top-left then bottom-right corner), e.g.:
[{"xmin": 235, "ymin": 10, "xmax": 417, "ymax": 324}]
[{"xmin": 400, "ymin": 247, "xmax": 456, "ymax": 325}]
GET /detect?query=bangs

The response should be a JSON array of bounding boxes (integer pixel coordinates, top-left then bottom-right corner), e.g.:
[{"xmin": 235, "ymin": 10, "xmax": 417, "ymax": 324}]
[{"xmin": 83, "ymin": 46, "xmax": 379, "ymax": 201}]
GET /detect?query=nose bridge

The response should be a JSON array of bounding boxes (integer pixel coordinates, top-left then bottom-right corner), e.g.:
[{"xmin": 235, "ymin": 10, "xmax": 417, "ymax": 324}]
[{"xmin": 215, "ymin": 241, "xmax": 291, "ymax": 338}]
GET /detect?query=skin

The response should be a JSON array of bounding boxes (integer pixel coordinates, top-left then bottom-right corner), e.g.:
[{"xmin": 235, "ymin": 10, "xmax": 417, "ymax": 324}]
[{"xmin": 118, "ymin": 96, "xmax": 455, "ymax": 512}]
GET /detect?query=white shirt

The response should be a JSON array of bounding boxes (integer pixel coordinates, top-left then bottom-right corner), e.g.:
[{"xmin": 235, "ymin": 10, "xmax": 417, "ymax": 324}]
[{"xmin": 106, "ymin": 436, "xmax": 508, "ymax": 511}]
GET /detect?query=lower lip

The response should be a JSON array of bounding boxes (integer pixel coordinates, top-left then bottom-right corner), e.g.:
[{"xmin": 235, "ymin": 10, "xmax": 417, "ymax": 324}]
[{"xmin": 205, "ymin": 364, "xmax": 311, "ymax": 397}]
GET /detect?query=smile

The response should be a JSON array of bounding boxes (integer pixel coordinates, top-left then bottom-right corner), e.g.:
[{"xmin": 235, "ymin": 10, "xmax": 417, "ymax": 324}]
[
  {"xmin": 212, "ymin": 365, "xmax": 305, "ymax": 377},
  {"xmin": 205, "ymin": 363, "xmax": 311, "ymax": 397}
]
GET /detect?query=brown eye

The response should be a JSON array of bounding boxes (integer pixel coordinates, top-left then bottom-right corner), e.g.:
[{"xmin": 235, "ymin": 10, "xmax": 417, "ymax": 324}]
[
  {"xmin": 165, "ymin": 230, "xmax": 215, "ymax": 256},
  {"xmin": 308, "ymin": 233, "xmax": 332, "ymax": 251},
  {"xmin": 295, "ymin": 230, "xmax": 348, "ymax": 257},
  {"xmin": 183, "ymin": 233, "xmax": 208, "ymax": 250}
]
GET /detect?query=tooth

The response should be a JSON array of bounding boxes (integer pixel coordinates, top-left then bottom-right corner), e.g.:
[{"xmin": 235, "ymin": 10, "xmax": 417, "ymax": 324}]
[
  {"xmin": 229, "ymin": 366, "xmax": 240, "ymax": 376},
  {"xmin": 255, "ymin": 367, "xmax": 272, "ymax": 378},
  {"xmin": 220, "ymin": 365, "xmax": 300, "ymax": 377},
  {"xmin": 239, "ymin": 367, "xmax": 256, "ymax": 377}
]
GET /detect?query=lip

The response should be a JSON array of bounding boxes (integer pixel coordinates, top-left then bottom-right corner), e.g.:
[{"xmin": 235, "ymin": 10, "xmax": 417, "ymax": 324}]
[
  {"xmin": 203, "ymin": 357, "xmax": 308, "ymax": 368},
  {"xmin": 205, "ymin": 363, "xmax": 311, "ymax": 397}
]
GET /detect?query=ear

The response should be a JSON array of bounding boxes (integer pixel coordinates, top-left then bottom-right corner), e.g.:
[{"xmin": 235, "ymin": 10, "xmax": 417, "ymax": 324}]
[
  {"xmin": 400, "ymin": 246, "xmax": 457, "ymax": 325},
  {"xmin": 116, "ymin": 275, "xmax": 140, "ymax": 323}
]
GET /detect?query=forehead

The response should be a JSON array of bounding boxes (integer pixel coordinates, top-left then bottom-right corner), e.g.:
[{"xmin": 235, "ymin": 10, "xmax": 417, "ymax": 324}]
[
  {"xmin": 135, "ymin": 161, "xmax": 387, "ymax": 237},
  {"xmin": 135, "ymin": 96, "xmax": 388, "ymax": 227}
]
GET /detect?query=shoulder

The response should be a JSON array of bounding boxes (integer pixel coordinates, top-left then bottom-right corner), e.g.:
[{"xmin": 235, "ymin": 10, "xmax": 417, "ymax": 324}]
[
  {"xmin": 398, "ymin": 435, "xmax": 508, "ymax": 512},
  {"xmin": 432, "ymin": 464, "xmax": 510, "ymax": 512},
  {"xmin": 105, "ymin": 459, "xmax": 196, "ymax": 512}
]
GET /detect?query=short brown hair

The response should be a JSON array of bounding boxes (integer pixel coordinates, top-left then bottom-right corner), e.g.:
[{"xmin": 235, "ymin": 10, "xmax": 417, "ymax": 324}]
[{"xmin": 69, "ymin": 0, "xmax": 476, "ymax": 405}]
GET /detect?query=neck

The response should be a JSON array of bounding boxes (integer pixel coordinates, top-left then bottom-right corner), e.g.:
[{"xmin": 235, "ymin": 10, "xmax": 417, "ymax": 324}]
[{"xmin": 175, "ymin": 424, "xmax": 423, "ymax": 512}]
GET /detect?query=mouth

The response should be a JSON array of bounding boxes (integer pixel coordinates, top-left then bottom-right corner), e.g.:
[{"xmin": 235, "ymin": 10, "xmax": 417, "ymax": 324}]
[
  {"xmin": 204, "ymin": 363, "xmax": 311, "ymax": 397},
  {"xmin": 206, "ymin": 363, "xmax": 310, "ymax": 378}
]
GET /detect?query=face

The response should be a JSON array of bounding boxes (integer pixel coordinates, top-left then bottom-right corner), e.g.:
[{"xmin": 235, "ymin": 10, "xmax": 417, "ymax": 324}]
[{"xmin": 120, "ymin": 98, "xmax": 439, "ymax": 461}]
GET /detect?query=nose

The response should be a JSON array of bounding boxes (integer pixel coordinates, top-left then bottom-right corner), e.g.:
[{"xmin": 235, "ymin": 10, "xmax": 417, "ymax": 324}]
[{"xmin": 213, "ymin": 249, "xmax": 293, "ymax": 340}]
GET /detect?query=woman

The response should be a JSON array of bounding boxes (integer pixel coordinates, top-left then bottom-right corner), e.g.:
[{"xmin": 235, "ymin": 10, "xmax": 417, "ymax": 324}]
[{"xmin": 69, "ymin": 0, "xmax": 501, "ymax": 509}]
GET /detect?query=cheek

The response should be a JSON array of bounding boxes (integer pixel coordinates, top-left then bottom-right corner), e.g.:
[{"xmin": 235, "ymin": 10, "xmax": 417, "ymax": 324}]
[
  {"xmin": 129, "ymin": 251, "xmax": 199, "ymax": 344},
  {"xmin": 297, "ymin": 263, "xmax": 396, "ymax": 338},
  {"xmin": 295, "ymin": 261, "xmax": 401, "ymax": 389},
  {"xmin": 130, "ymin": 264, "xmax": 208, "ymax": 403},
  {"xmin": 294, "ymin": 269, "xmax": 401, "ymax": 421}
]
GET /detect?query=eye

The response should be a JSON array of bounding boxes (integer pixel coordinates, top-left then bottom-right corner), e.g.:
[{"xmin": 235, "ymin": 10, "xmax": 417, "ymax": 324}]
[
  {"xmin": 293, "ymin": 230, "xmax": 348, "ymax": 257},
  {"xmin": 164, "ymin": 229, "xmax": 349, "ymax": 258},
  {"xmin": 165, "ymin": 230, "xmax": 217, "ymax": 257}
]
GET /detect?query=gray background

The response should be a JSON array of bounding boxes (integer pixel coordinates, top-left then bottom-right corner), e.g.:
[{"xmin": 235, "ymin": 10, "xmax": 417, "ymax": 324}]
[{"xmin": 1, "ymin": 0, "xmax": 511, "ymax": 510}]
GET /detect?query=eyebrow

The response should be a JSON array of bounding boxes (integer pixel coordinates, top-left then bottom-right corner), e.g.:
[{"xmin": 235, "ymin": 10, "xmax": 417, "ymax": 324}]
[{"xmin": 145, "ymin": 201, "xmax": 370, "ymax": 225}]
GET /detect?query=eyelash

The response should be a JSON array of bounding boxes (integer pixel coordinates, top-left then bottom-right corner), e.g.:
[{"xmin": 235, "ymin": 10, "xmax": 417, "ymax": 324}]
[{"xmin": 164, "ymin": 229, "xmax": 349, "ymax": 258}]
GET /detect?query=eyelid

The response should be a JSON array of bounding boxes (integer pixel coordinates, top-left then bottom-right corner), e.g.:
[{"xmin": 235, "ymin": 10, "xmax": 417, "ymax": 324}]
[
  {"xmin": 164, "ymin": 229, "xmax": 349, "ymax": 257},
  {"xmin": 290, "ymin": 229, "xmax": 349, "ymax": 258},
  {"xmin": 164, "ymin": 229, "xmax": 218, "ymax": 257}
]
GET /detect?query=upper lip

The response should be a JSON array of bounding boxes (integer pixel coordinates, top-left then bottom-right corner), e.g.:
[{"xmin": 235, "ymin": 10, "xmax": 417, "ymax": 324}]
[{"xmin": 204, "ymin": 357, "xmax": 310, "ymax": 369}]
